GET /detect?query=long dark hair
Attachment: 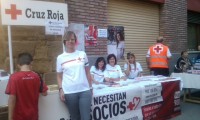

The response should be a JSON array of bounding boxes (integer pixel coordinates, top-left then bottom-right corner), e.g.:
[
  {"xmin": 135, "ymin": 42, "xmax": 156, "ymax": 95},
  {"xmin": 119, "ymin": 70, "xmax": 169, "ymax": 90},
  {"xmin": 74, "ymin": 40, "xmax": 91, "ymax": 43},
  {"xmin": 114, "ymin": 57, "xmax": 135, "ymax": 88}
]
[
  {"xmin": 94, "ymin": 57, "xmax": 106, "ymax": 71},
  {"xmin": 127, "ymin": 52, "xmax": 136, "ymax": 71},
  {"xmin": 116, "ymin": 32, "xmax": 124, "ymax": 47}
]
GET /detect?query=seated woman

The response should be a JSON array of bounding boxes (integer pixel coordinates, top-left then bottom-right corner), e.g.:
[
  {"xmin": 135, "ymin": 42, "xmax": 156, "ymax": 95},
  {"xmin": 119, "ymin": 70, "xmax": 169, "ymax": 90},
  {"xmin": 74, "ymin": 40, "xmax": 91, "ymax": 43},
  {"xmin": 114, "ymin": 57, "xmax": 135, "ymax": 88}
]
[
  {"xmin": 104, "ymin": 54, "xmax": 126, "ymax": 82},
  {"xmin": 124, "ymin": 52, "xmax": 143, "ymax": 79},
  {"xmin": 90, "ymin": 57, "xmax": 106, "ymax": 84},
  {"xmin": 175, "ymin": 51, "xmax": 192, "ymax": 72}
]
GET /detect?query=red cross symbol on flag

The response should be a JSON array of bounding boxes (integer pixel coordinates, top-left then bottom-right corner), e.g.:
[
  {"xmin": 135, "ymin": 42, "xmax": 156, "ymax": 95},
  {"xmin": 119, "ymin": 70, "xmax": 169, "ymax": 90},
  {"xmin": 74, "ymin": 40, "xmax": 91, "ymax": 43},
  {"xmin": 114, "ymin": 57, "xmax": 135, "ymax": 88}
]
[
  {"xmin": 153, "ymin": 45, "xmax": 163, "ymax": 54},
  {"xmin": 5, "ymin": 4, "xmax": 22, "ymax": 20}
]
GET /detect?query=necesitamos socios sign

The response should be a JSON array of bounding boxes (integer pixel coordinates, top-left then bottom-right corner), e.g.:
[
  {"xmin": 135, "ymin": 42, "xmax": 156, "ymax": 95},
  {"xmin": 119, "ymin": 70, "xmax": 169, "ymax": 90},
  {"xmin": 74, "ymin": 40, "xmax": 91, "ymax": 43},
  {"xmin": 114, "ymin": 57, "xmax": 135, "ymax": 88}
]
[{"xmin": 1, "ymin": 0, "xmax": 68, "ymax": 26}]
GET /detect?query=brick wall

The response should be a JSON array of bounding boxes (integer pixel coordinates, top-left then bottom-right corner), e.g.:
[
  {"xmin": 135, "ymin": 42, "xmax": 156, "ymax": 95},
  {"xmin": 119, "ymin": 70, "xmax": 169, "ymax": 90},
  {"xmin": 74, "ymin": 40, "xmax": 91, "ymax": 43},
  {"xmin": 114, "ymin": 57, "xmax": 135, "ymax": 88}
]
[
  {"xmin": 0, "ymin": 0, "xmax": 65, "ymax": 73},
  {"xmin": 159, "ymin": 0, "xmax": 187, "ymax": 53},
  {"xmin": 65, "ymin": 0, "xmax": 108, "ymax": 55},
  {"xmin": 0, "ymin": 0, "xmax": 108, "ymax": 73}
]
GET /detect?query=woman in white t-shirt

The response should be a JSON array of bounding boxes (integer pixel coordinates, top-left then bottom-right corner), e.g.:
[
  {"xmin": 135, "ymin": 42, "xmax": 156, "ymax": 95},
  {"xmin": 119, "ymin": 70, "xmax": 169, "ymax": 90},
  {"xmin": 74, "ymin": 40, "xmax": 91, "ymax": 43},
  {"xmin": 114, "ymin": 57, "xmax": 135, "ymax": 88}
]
[
  {"xmin": 116, "ymin": 32, "xmax": 125, "ymax": 60},
  {"xmin": 124, "ymin": 52, "xmax": 143, "ymax": 79},
  {"xmin": 90, "ymin": 57, "xmax": 106, "ymax": 84},
  {"xmin": 56, "ymin": 31, "xmax": 92, "ymax": 120},
  {"xmin": 104, "ymin": 54, "xmax": 126, "ymax": 82}
]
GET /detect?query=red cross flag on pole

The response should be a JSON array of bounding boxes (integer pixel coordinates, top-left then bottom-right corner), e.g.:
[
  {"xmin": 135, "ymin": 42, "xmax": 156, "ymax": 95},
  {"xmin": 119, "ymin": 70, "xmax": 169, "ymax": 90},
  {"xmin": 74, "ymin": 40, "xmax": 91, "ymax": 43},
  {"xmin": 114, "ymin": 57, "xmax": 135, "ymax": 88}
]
[{"xmin": 1, "ymin": 0, "xmax": 68, "ymax": 73}]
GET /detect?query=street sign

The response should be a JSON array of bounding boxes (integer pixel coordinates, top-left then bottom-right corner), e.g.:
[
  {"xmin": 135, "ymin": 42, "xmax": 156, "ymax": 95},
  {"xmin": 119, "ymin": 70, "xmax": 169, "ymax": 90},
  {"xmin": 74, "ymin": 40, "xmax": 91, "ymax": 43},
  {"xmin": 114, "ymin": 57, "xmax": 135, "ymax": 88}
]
[{"xmin": 45, "ymin": 20, "xmax": 65, "ymax": 35}]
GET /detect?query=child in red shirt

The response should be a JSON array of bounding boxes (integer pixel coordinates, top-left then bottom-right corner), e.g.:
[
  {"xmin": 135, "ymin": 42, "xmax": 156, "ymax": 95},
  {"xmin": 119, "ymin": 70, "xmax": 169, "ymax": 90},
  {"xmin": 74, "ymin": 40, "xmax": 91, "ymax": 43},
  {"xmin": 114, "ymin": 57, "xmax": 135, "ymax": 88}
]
[{"xmin": 5, "ymin": 53, "xmax": 48, "ymax": 120}]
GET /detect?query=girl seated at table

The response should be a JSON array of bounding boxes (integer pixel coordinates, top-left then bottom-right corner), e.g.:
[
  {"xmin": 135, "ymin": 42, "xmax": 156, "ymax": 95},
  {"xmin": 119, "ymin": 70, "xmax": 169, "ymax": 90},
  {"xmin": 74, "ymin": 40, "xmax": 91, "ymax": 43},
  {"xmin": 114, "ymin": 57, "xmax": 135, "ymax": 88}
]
[
  {"xmin": 104, "ymin": 54, "xmax": 126, "ymax": 82},
  {"xmin": 90, "ymin": 57, "xmax": 106, "ymax": 84},
  {"xmin": 124, "ymin": 52, "xmax": 143, "ymax": 79}
]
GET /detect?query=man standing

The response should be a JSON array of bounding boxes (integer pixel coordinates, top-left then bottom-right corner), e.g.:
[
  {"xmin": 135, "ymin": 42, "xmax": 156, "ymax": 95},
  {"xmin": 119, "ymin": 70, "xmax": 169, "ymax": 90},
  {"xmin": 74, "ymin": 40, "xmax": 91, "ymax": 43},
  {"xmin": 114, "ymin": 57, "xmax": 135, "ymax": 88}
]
[{"xmin": 146, "ymin": 36, "xmax": 172, "ymax": 76}]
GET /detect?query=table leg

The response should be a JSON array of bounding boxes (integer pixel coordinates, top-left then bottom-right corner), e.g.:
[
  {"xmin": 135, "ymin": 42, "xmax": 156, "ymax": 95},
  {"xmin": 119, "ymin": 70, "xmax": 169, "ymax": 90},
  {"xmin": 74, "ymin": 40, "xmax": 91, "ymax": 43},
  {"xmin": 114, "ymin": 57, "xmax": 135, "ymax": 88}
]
[
  {"xmin": 188, "ymin": 88, "xmax": 191, "ymax": 98},
  {"xmin": 183, "ymin": 88, "xmax": 187, "ymax": 102}
]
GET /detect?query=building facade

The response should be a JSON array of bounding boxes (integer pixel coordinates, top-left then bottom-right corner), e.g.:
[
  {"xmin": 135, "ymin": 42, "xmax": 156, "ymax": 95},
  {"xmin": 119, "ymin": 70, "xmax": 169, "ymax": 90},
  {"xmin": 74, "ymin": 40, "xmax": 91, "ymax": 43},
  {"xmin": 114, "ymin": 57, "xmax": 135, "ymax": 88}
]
[{"xmin": 0, "ymin": 0, "xmax": 200, "ymax": 75}]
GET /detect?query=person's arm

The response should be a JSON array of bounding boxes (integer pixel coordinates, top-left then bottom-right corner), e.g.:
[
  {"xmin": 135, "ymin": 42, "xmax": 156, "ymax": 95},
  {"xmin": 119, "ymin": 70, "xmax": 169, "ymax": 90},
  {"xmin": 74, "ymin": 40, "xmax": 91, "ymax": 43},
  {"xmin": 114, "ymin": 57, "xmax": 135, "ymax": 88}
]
[
  {"xmin": 85, "ymin": 66, "xmax": 92, "ymax": 88},
  {"xmin": 121, "ymin": 48, "xmax": 125, "ymax": 59},
  {"xmin": 137, "ymin": 63, "xmax": 143, "ymax": 77},
  {"xmin": 111, "ymin": 77, "xmax": 120, "ymax": 81},
  {"xmin": 104, "ymin": 65, "xmax": 121, "ymax": 82},
  {"xmin": 41, "ymin": 81, "xmax": 48, "ymax": 96},
  {"xmin": 57, "ymin": 72, "xmax": 64, "ymax": 101},
  {"xmin": 167, "ymin": 48, "xmax": 172, "ymax": 59},
  {"xmin": 90, "ymin": 66, "xmax": 100, "ymax": 84},
  {"xmin": 37, "ymin": 73, "xmax": 48, "ymax": 96},
  {"xmin": 41, "ymin": 92, "xmax": 47, "ymax": 96},
  {"xmin": 103, "ymin": 68, "xmax": 110, "ymax": 82},
  {"xmin": 124, "ymin": 62, "xmax": 130, "ymax": 76},
  {"xmin": 110, "ymin": 65, "xmax": 124, "ymax": 82},
  {"xmin": 91, "ymin": 74, "xmax": 99, "ymax": 84},
  {"xmin": 118, "ymin": 65, "xmax": 126, "ymax": 81},
  {"xmin": 146, "ymin": 57, "xmax": 150, "ymax": 69},
  {"xmin": 104, "ymin": 77, "xmax": 111, "ymax": 82},
  {"xmin": 146, "ymin": 49, "xmax": 151, "ymax": 69},
  {"xmin": 8, "ymin": 95, "xmax": 16, "ymax": 120},
  {"xmin": 104, "ymin": 71, "xmax": 120, "ymax": 82}
]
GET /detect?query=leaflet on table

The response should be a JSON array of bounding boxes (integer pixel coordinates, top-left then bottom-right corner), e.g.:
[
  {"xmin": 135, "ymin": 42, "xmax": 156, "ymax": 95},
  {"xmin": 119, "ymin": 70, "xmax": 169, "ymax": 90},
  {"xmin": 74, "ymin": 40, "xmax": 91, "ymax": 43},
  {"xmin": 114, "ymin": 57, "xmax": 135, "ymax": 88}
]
[{"xmin": 134, "ymin": 75, "xmax": 169, "ymax": 81}]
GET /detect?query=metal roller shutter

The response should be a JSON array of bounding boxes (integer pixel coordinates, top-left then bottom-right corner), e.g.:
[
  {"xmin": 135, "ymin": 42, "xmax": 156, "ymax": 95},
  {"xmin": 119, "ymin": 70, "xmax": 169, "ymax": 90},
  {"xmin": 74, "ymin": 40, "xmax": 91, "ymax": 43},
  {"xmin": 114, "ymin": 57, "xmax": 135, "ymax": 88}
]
[{"xmin": 108, "ymin": 0, "xmax": 159, "ymax": 75}]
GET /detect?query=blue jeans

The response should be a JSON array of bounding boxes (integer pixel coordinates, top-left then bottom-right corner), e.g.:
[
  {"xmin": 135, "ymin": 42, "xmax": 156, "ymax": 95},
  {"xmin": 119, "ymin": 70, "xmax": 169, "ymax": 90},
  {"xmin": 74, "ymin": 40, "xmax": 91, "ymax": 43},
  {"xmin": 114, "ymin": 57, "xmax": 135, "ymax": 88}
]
[{"xmin": 64, "ymin": 90, "xmax": 92, "ymax": 120}]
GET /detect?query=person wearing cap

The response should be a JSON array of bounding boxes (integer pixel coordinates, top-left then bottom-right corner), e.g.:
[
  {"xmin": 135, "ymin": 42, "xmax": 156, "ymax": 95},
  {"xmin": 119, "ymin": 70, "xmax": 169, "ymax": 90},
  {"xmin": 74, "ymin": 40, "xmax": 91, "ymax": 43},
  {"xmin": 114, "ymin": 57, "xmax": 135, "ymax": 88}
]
[{"xmin": 146, "ymin": 36, "xmax": 172, "ymax": 76}]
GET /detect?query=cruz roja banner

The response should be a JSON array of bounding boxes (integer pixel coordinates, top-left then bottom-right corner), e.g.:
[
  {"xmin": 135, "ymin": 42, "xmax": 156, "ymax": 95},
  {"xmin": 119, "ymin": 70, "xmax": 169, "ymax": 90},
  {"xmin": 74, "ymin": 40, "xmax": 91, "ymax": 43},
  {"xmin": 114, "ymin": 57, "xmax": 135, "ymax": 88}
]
[
  {"xmin": 0, "ymin": 0, "xmax": 68, "ymax": 73},
  {"xmin": 1, "ymin": 0, "xmax": 68, "ymax": 26}
]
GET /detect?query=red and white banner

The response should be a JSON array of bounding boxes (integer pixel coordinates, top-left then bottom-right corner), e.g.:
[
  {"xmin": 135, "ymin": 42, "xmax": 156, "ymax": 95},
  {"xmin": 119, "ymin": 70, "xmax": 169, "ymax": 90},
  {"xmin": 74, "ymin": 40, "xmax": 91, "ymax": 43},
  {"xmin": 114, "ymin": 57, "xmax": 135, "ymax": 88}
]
[
  {"xmin": 0, "ymin": 0, "xmax": 68, "ymax": 26},
  {"xmin": 1, "ymin": 76, "xmax": 181, "ymax": 120}
]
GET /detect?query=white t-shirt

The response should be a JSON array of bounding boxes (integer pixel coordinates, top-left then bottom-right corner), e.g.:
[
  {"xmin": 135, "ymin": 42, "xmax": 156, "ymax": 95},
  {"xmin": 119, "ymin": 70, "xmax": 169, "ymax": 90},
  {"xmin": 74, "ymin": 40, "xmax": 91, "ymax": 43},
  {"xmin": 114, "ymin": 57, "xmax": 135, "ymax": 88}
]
[
  {"xmin": 90, "ymin": 66, "xmax": 104, "ymax": 83},
  {"xmin": 56, "ymin": 50, "xmax": 90, "ymax": 94},
  {"xmin": 104, "ymin": 64, "xmax": 124, "ymax": 79},
  {"xmin": 124, "ymin": 62, "xmax": 143, "ymax": 79},
  {"xmin": 117, "ymin": 41, "xmax": 125, "ymax": 59}
]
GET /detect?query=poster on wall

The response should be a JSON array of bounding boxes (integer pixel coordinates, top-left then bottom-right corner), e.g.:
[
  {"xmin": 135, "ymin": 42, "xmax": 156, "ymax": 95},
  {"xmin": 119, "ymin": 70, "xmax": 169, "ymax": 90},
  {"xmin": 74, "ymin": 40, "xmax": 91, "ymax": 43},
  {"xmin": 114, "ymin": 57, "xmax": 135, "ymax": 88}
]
[
  {"xmin": 65, "ymin": 23, "xmax": 85, "ymax": 51},
  {"xmin": 107, "ymin": 26, "xmax": 125, "ymax": 60},
  {"xmin": 85, "ymin": 25, "xmax": 98, "ymax": 46}
]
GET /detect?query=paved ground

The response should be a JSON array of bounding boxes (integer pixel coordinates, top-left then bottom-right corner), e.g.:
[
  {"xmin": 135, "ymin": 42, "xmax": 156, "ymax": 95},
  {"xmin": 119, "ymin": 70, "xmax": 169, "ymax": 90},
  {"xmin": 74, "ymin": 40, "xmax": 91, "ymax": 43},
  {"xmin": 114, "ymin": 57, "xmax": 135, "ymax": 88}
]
[
  {"xmin": 171, "ymin": 91, "xmax": 200, "ymax": 120},
  {"xmin": 171, "ymin": 101, "xmax": 200, "ymax": 120}
]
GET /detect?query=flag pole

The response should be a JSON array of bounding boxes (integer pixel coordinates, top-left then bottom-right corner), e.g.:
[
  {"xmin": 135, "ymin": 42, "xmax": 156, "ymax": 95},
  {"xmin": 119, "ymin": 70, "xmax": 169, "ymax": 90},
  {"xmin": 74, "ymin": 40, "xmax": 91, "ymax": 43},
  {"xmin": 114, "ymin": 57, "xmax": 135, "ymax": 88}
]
[{"xmin": 8, "ymin": 25, "xmax": 14, "ymax": 74}]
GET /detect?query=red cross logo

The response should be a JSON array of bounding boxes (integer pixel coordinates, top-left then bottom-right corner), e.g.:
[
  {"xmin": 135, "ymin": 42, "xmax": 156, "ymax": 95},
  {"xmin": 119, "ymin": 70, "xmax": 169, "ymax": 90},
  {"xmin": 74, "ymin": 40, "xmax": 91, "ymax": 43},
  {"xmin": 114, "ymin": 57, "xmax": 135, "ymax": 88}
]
[
  {"xmin": 127, "ymin": 102, "xmax": 135, "ymax": 110},
  {"xmin": 5, "ymin": 4, "xmax": 22, "ymax": 20},
  {"xmin": 77, "ymin": 57, "xmax": 82, "ymax": 61},
  {"xmin": 153, "ymin": 45, "xmax": 163, "ymax": 54}
]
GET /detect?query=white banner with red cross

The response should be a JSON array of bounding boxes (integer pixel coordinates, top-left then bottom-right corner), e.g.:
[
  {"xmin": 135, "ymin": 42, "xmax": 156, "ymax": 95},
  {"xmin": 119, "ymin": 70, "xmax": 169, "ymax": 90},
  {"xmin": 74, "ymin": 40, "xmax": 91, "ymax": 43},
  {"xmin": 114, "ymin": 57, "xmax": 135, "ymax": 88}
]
[
  {"xmin": 0, "ymin": 0, "xmax": 68, "ymax": 73},
  {"xmin": 1, "ymin": 0, "xmax": 68, "ymax": 26}
]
